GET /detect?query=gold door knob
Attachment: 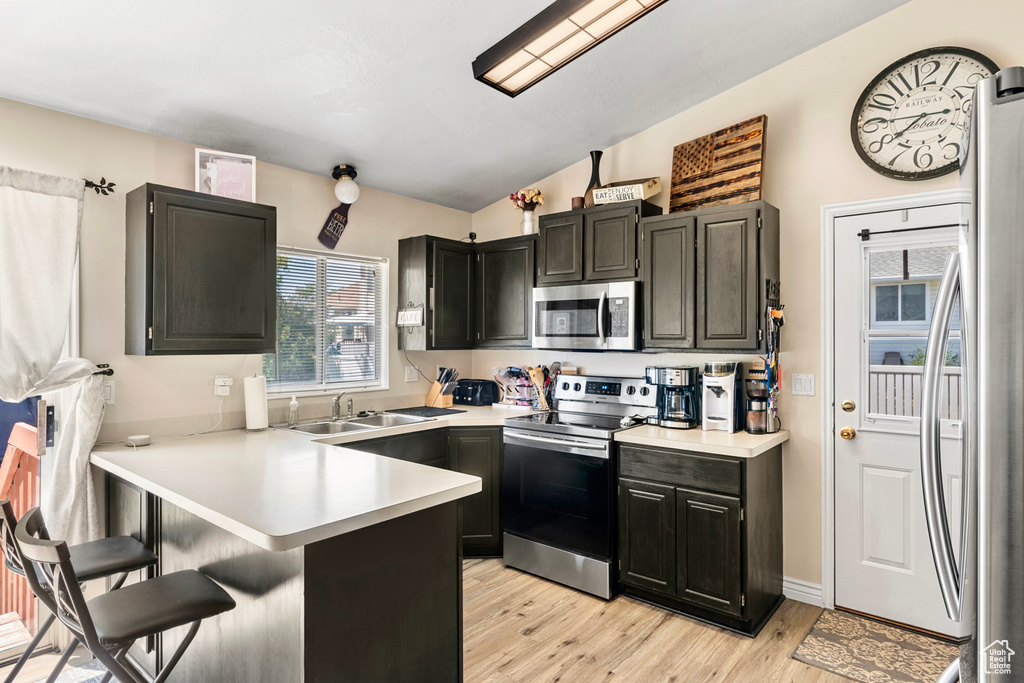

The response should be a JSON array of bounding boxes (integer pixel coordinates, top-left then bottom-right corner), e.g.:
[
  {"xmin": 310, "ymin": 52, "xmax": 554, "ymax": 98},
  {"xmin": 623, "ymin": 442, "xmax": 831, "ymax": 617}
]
[
  {"xmin": 840, "ymin": 427, "xmax": 856, "ymax": 440},
  {"xmin": 841, "ymin": 400, "xmax": 856, "ymax": 413}
]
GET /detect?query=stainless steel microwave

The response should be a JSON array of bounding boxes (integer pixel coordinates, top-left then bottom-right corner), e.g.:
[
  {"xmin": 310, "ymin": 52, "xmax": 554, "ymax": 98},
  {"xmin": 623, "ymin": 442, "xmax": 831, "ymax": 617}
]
[{"xmin": 532, "ymin": 281, "xmax": 639, "ymax": 351}]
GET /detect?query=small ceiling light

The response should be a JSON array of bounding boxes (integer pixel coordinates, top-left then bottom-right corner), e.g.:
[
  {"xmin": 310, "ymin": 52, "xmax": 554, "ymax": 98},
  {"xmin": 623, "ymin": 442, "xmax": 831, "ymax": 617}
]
[
  {"xmin": 333, "ymin": 164, "xmax": 360, "ymax": 204},
  {"xmin": 472, "ymin": 0, "xmax": 669, "ymax": 97}
]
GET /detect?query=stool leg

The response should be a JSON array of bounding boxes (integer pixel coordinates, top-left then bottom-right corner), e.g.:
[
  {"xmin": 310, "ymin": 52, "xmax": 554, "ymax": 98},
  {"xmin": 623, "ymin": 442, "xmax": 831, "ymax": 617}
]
[
  {"xmin": 3, "ymin": 612, "xmax": 55, "ymax": 683},
  {"xmin": 94, "ymin": 645, "xmax": 145, "ymax": 683},
  {"xmin": 42, "ymin": 638, "xmax": 79, "ymax": 683},
  {"xmin": 108, "ymin": 572, "xmax": 130, "ymax": 591},
  {"xmin": 152, "ymin": 621, "xmax": 200, "ymax": 683}
]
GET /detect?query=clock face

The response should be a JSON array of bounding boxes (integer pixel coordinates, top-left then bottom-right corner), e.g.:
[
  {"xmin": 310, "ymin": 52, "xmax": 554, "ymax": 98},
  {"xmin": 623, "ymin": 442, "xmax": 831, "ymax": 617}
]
[{"xmin": 851, "ymin": 47, "xmax": 998, "ymax": 180}]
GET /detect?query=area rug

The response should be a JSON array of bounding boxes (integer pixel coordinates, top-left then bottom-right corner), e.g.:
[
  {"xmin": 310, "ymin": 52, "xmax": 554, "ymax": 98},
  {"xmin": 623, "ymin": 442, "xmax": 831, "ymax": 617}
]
[
  {"xmin": 33, "ymin": 659, "xmax": 107, "ymax": 683},
  {"xmin": 793, "ymin": 609, "xmax": 959, "ymax": 682}
]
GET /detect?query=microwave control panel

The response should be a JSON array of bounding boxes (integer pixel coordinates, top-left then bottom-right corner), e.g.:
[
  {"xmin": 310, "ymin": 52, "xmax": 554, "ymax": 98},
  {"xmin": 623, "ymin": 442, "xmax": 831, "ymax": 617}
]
[{"xmin": 608, "ymin": 298, "xmax": 630, "ymax": 338}]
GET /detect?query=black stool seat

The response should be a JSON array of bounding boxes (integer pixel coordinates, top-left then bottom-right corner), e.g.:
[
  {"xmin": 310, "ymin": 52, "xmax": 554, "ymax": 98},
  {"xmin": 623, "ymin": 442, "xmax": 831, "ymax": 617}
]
[
  {"xmin": 88, "ymin": 570, "xmax": 235, "ymax": 648},
  {"xmin": 68, "ymin": 536, "xmax": 158, "ymax": 582}
]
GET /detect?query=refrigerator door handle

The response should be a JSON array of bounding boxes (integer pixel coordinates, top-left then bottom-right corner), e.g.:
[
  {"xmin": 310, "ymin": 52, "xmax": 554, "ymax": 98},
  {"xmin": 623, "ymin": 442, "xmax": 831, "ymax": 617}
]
[{"xmin": 920, "ymin": 252, "xmax": 962, "ymax": 622}]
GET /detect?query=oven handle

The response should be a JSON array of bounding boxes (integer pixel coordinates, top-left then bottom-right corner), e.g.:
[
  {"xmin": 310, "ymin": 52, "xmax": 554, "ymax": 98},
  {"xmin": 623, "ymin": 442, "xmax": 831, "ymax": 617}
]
[
  {"xmin": 597, "ymin": 291, "xmax": 607, "ymax": 340},
  {"xmin": 503, "ymin": 430, "xmax": 610, "ymax": 458}
]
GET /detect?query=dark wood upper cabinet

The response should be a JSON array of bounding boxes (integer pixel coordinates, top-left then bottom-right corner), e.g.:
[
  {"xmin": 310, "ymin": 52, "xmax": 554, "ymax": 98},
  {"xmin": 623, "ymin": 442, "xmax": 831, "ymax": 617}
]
[
  {"xmin": 125, "ymin": 184, "xmax": 277, "ymax": 355},
  {"xmin": 449, "ymin": 427, "xmax": 503, "ymax": 557},
  {"xmin": 537, "ymin": 200, "xmax": 661, "ymax": 286},
  {"xmin": 676, "ymin": 487, "xmax": 743, "ymax": 616},
  {"xmin": 619, "ymin": 477, "xmax": 676, "ymax": 596},
  {"xmin": 398, "ymin": 236, "xmax": 474, "ymax": 351},
  {"xmin": 642, "ymin": 214, "xmax": 696, "ymax": 350},
  {"xmin": 476, "ymin": 236, "xmax": 535, "ymax": 348},
  {"xmin": 694, "ymin": 202, "xmax": 780, "ymax": 351},
  {"xmin": 536, "ymin": 213, "xmax": 584, "ymax": 285}
]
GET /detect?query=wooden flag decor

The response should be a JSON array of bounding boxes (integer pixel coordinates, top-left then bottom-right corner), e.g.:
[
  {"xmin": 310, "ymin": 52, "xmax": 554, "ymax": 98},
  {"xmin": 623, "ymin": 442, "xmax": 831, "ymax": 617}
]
[{"xmin": 669, "ymin": 115, "xmax": 767, "ymax": 213}]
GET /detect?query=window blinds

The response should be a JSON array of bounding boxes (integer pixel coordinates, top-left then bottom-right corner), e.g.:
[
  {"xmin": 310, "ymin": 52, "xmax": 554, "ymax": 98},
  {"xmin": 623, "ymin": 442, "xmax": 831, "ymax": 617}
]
[{"xmin": 263, "ymin": 249, "xmax": 385, "ymax": 390}]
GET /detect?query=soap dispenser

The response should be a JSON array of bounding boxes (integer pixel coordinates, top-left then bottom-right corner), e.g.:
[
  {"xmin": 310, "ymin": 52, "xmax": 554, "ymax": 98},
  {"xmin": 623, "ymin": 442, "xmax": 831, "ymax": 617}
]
[{"xmin": 288, "ymin": 396, "xmax": 299, "ymax": 426}]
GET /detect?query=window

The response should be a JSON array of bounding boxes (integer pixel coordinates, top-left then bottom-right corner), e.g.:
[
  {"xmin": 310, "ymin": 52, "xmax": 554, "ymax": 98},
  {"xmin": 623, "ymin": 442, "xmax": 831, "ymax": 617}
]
[
  {"xmin": 873, "ymin": 282, "xmax": 927, "ymax": 323},
  {"xmin": 263, "ymin": 248, "xmax": 388, "ymax": 393}
]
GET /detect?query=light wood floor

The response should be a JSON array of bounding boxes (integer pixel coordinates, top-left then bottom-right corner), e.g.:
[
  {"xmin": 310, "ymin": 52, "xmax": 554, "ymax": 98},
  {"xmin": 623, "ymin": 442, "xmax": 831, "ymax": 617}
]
[{"xmin": 7, "ymin": 560, "xmax": 843, "ymax": 682}]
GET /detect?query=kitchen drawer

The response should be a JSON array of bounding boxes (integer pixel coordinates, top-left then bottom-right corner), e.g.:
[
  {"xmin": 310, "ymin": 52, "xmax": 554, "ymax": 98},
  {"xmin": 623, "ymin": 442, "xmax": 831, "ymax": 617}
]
[{"xmin": 619, "ymin": 445, "xmax": 741, "ymax": 496}]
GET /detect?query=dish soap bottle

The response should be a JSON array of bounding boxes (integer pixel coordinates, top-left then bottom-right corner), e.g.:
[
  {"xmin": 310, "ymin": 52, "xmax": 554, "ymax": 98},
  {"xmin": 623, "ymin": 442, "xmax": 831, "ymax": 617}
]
[{"xmin": 288, "ymin": 396, "xmax": 299, "ymax": 426}]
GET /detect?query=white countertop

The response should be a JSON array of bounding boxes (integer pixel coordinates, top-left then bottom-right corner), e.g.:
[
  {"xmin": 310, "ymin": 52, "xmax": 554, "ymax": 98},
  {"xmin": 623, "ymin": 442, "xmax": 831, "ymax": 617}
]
[
  {"xmin": 614, "ymin": 425, "xmax": 789, "ymax": 458},
  {"xmin": 92, "ymin": 427, "xmax": 483, "ymax": 552}
]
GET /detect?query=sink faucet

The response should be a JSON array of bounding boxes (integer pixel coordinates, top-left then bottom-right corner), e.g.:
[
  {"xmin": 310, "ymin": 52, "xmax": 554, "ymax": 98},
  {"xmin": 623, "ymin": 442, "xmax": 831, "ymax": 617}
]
[{"xmin": 332, "ymin": 392, "xmax": 346, "ymax": 420}]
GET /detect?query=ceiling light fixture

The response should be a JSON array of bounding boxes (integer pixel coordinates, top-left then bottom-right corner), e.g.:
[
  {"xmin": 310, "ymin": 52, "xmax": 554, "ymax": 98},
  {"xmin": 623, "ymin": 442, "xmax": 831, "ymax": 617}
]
[
  {"xmin": 332, "ymin": 164, "xmax": 360, "ymax": 204},
  {"xmin": 472, "ymin": 0, "xmax": 669, "ymax": 98},
  {"xmin": 319, "ymin": 164, "xmax": 359, "ymax": 250}
]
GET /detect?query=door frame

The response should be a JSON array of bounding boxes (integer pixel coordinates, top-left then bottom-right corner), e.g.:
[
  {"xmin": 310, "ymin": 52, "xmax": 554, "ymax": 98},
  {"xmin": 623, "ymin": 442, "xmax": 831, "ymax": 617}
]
[{"xmin": 819, "ymin": 187, "xmax": 968, "ymax": 610}]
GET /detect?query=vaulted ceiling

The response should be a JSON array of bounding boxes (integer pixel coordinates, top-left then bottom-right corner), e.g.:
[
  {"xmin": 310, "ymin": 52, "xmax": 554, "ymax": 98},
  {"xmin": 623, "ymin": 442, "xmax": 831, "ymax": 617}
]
[{"xmin": 0, "ymin": 0, "xmax": 908, "ymax": 211}]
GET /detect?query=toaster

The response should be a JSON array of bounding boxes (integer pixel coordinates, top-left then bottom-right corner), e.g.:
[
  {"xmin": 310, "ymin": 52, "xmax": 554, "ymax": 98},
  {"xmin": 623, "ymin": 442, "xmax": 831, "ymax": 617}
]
[{"xmin": 452, "ymin": 379, "xmax": 500, "ymax": 406}]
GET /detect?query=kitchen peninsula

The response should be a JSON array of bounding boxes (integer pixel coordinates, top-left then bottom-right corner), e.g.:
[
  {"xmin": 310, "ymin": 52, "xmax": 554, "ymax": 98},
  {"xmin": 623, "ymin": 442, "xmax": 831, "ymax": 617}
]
[{"xmin": 91, "ymin": 427, "xmax": 482, "ymax": 683}]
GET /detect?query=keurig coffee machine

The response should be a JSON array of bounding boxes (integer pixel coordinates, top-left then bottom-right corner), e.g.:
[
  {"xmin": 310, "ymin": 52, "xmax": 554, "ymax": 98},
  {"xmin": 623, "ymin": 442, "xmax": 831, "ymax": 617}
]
[
  {"xmin": 644, "ymin": 366, "xmax": 701, "ymax": 429},
  {"xmin": 702, "ymin": 361, "xmax": 744, "ymax": 432}
]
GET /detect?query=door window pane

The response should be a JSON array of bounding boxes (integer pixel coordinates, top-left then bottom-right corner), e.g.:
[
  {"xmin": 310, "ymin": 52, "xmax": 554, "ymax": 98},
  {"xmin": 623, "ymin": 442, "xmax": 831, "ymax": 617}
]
[
  {"xmin": 875, "ymin": 285, "xmax": 899, "ymax": 321},
  {"xmin": 901, "ymin": 283, "xmax": 926, "ymax": 321}
]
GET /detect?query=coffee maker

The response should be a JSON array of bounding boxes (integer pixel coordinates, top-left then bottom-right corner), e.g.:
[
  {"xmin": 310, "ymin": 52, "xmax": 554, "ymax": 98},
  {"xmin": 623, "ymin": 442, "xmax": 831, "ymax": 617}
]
[
  {"xmin": 702, "ymin": 361, "xmax": 744, "ymax": 432},
  {"xmin": 644, "ymin": 366, "xmax": 701, "ymax": 429}
]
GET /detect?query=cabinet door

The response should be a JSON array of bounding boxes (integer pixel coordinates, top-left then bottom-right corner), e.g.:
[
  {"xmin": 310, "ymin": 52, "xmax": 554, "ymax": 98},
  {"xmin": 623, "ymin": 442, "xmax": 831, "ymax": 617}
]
[
  {"xmin": 695, "ymin": 207, "xmax": 759, "ymax": 349},
  {"xmin": 676, "ymin": 488, "xmax": 743, "ymax": 616},
  {"xmin": 618, "ymin": 478, "xmax": 676, "ymax": 596},
  {"xmin": 642, "ymin": 216, "xmax": 695, "ymax": 349},
  {"xmin": 477, "ymin": 237, "xmax": 535, "ymax": 348},
  {"xmin": 344, "ymin": 430, "xmax": 449, "ymax": 469},
  {"xmin": 150, "ymin": 189, "xmax": 276, "ymax": 354},
  {"xmin": 537, "ymin": 213, "xmax": 584, "ymax": 285},
  {"xmin": 449, "ymin": 428, "xmax": 502, "ymax": 556},
  {"xmin": 107, "ymin": 475, "xmax": 160, "ymax": 677},
  {"xmin": 432, "ymin": 241, "xmax": 475, "ymax": 349},
  {"xmin": 585, "ymin": 205, "xmax": 637, "ymax": 281}
]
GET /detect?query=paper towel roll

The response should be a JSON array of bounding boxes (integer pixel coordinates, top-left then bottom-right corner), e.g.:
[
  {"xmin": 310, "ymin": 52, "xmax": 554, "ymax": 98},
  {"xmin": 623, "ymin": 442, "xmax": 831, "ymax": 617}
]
[{"xmin": 244, "ymin": 376, "xmax": 269, "ymax": 430}]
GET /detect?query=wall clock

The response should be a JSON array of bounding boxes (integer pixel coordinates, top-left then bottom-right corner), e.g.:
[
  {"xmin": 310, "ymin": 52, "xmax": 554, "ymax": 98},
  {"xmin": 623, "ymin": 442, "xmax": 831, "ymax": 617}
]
[{"xmin": 851, "ymin": 47, "xmax": 998, "ymax": 180}]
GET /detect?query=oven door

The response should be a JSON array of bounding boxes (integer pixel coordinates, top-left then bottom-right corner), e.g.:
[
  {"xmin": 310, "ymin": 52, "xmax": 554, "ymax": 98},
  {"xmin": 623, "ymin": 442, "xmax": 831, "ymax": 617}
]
[
  {"xmin": 532, "ymin": 281, "xmax": 637, "ymax": 351},
  {"xmin": 502, "ymin": 428, "xmax": 614, "ymax": 561}
]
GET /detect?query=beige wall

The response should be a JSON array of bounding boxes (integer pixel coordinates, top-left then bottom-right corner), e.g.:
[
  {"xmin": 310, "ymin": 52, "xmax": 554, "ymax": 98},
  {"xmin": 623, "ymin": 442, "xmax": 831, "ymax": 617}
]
[
  {"xmin": 0, "ymin": 96, "xmax": 473, "ymax": 440},
  {"xmin": 471, "ymin": 0, "xmax": 1024, "ymax": 585}
]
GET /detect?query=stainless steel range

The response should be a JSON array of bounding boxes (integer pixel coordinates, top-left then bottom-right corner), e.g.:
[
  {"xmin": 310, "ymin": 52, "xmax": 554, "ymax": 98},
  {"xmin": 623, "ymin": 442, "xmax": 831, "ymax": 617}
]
[{"xmin": 502, "ymin": 375, "xmax": 657, "ymax": 599}]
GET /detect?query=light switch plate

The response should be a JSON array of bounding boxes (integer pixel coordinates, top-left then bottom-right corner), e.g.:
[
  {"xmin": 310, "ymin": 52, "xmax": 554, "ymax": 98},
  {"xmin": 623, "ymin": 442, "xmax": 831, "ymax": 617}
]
[
  {"xmin": 792, "ymin": 374, "xmax": 815, "ymax": 396},
  {"xmin": 405, "ymin": 366, "xmax": 419, "ymax": 383},
  {"xmin": 103, "ymin": 380, "xmax": 115, "ymax": 405}
]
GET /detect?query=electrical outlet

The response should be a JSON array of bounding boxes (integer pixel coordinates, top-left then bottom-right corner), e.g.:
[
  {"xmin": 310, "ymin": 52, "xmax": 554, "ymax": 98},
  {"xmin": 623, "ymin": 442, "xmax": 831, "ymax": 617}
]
[
  {"xmin": 214, "ymin": 375, "xmax": 233, "ymax": 396},
  {"xmin": 792, "ymin": 374, "xmax": 815, "ymax": 396},
  {"xmin": 405, "ymin": 366, "xmax": 419, "ymax": 383},
  {"xmin": 103, "ymin": 380, "xmax": 115, "ymax": 405}
]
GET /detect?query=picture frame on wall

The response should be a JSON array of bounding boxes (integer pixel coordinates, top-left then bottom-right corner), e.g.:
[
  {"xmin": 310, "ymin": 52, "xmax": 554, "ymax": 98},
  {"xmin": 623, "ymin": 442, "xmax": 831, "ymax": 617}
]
[{"xmin": 195, "ymin": 148, "xmax": 256, "ymax": 202}]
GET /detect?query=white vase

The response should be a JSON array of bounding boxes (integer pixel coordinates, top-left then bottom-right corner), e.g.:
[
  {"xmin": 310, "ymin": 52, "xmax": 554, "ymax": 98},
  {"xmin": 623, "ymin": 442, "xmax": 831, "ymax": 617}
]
[{"xmin": 522, "ymin": 209, "xmax": 536, "ymax": 235}]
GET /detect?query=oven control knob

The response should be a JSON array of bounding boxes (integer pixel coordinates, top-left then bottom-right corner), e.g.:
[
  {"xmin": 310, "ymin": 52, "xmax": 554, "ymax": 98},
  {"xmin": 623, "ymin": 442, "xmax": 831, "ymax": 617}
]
[
  {"xmin": 573, "ymin": 383, "xmax": 582, "ymax": 392},
  {"xmin": 561, "ymin": 382, "xmax": 570, "ymax": 391},
  {"xmin": 639, "ymin": 387, "xmax": 651, "ymax": 397},
  {"xmin": 625, "ymin": 386, "xmax": 637, "ymax": 395}
]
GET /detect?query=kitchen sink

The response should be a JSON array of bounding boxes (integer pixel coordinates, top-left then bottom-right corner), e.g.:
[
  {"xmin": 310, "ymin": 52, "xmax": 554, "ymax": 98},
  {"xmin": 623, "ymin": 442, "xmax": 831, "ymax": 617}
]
[
  {"xmin": 347, "ymin": 413, "xmax": 433, "ymax": 428},
  {"xmin": 286, "ymin": 421, "xmax": 376, "ymax": 435}
]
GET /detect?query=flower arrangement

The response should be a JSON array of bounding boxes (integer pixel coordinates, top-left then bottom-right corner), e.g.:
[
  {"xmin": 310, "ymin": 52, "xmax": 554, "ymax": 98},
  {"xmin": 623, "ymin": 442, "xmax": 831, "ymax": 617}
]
[{"xmin": 509, "ymin": 188, "xmax": 544, "ymax": 211}]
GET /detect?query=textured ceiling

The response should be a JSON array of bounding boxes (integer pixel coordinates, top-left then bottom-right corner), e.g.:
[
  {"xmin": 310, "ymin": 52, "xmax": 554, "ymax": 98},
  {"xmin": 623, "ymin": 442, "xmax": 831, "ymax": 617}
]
[{"xmin": 0, "ymin": 0, "xmax": 908, "ymax": 211}]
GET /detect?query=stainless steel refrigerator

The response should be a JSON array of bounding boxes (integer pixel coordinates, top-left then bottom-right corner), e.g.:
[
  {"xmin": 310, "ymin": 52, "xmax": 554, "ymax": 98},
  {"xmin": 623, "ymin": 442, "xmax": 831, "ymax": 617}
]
[{"xmin": 922, "ymin": 66, "xmax": 1024, "ymax": 683}]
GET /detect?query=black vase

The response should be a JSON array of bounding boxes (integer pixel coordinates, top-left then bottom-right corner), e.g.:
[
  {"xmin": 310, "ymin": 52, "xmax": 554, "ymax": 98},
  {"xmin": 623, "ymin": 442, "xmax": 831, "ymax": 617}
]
[{"xmin": 584, "ymin": 150, "xmax": 602, "ymax": 208}]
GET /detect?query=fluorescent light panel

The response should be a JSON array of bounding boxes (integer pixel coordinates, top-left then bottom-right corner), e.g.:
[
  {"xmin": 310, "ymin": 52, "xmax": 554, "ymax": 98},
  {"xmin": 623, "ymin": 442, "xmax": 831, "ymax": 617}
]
[{"xmin": 473, "ymin": 0, "xmax": 669, "ymax": 97}]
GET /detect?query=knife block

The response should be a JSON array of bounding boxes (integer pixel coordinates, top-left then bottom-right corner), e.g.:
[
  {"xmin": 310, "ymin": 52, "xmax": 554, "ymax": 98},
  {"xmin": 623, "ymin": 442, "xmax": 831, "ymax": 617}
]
[{"xmin": 425, "ymin": 381, "xmax": 453, "ymax": 408}]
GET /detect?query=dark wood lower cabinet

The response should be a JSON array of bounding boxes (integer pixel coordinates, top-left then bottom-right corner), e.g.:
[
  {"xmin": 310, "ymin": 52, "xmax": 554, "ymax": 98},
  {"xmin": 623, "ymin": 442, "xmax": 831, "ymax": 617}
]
[
  {"xmin": 617, "ymin": 444, "xmax": 783, "ymax": 637},
  {"xmin": 343, "ymin": 426, "xmax": 502, "ymax": 556},
  {"xmin": 449, "ymin": 428, "xmax": 502, "ymax": 557}
]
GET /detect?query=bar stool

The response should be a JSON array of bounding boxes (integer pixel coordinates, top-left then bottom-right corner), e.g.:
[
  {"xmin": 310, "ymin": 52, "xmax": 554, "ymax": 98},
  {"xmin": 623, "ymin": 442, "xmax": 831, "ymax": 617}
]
[
  {"xmin": 16, "ymin": 507, "xmax": 235, "ymax": 683},
  {"xmin": 0, "ymin": 500, "xmax": 158, "ymax": 683}
]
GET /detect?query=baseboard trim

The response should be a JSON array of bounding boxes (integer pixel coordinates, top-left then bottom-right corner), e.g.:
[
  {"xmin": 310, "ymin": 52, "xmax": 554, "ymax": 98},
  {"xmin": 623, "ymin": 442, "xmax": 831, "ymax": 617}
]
[{"xmin": 783, "ymin": 577, "xmax": 824, "ymax": 607}]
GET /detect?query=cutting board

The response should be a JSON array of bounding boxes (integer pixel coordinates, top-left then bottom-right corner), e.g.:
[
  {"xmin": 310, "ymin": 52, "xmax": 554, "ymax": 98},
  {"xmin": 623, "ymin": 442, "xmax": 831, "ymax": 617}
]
[{"xmin": 669, "ymin": 115, "xmax": 767, "ymax": 213}]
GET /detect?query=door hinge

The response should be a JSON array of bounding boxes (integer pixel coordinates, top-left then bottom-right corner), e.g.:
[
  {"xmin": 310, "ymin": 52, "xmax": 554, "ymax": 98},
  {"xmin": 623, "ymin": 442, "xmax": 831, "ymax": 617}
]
[
  {"xmin": 149, "ymin": 201, "xmax": 154, "ymax": 215},
  {"xmin": 758, "ymin": 328, "xmax": 763, "ymax": 342},
  {"xmin": 476, "ymin": 332, "xmax": 481, "ymax": 340},
  {"xmin": 635, "ymin": 214, "xmax": 640, "ymax": 225},
  {"xmin": 741, "ymin": 593, "xmax": 746, "ymax": 608},
  {"xmin": 757, "ymin": 215, "xmax": 762, "ymax": 229},
  {"xmin": 635, "ymin": 258, "xmax": 640, "ymax": 270},
  {"xmin": 740, "ymin": 508, "xmax": 745, "ymax": 522},
  {"xmin": 147, "ymin": 326, "xmax": 153, "ymax": 340}
]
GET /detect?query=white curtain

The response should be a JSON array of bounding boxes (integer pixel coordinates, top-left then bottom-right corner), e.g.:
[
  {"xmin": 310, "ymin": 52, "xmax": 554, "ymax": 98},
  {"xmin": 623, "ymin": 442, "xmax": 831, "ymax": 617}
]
[{"xmin": 0, "ymin": 166, "xmax": 103, "ymax": 545}]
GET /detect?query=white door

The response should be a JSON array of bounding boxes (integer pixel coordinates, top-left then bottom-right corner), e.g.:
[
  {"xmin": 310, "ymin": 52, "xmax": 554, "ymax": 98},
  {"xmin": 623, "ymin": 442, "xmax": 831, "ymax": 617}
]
[{"xmin": 833, "ymin": 203, "xmax": 969, "ymax": 638}]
